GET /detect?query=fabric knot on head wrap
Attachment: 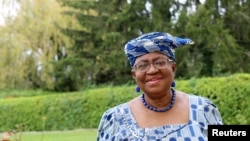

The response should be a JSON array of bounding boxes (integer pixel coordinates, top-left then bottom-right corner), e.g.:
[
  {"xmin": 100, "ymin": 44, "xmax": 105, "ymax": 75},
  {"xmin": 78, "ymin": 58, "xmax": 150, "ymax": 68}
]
[{"xmin": 124, "ymin": 32, "xmax": 194, "ymax": 67}]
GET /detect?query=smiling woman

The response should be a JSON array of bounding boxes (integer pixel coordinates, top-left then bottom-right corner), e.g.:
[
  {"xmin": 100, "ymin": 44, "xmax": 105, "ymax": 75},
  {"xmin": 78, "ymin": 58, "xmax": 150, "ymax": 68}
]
[{"xmin": 97, "ymin": 31, "xmax": 223, "ymax": 141}]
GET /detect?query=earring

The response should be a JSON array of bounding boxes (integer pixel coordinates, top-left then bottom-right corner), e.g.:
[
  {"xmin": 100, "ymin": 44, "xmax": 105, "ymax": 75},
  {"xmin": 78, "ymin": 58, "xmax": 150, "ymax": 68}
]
[
  {"xmin": 135, "ymin": 86, "xmax": 140, "ymax": 93},
  {"xmin": 171, "ymin": 81, "xmax": 175, "ymax": 87}
]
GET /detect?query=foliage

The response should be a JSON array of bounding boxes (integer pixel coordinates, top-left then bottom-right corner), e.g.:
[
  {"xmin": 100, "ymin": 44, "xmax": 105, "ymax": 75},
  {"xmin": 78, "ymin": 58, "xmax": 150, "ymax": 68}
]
[
  {"xmin": 0, "ymin": 0, "xmax": 249, "ymax": 91},
  {"xmin": 0, "ymin": 0, "xmax": 79, "ymax": 90},
  {"xmin": 0, "ymin": 73, "xmax": 249, "ymax": 131},
  {"xmin": 221, "ymin": 0, "xmax": 250, "ymax": 71},
  {"xmin": 174, "ymin": 4, "xmax": 243, "ymax": 78}
]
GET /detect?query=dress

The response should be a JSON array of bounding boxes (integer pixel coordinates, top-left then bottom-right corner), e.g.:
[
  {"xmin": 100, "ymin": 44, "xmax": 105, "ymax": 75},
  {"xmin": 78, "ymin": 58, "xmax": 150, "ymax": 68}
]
[{"xmin": 97, "ymin": 94, "xmax": 223, "ymax": 141}]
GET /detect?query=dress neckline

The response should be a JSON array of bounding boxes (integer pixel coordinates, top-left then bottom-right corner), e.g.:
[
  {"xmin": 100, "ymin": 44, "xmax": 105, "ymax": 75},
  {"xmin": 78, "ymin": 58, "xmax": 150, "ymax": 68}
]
[{"xmin": 127, "ymin": 94, "xmax": 191, "ymax": 128}]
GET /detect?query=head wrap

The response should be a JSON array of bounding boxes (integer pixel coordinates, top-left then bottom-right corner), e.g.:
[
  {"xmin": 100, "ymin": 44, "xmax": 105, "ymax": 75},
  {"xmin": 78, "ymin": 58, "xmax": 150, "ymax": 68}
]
[{"xmin": 124, "ymin": 32, "xmax": 194, "ymax": 67}]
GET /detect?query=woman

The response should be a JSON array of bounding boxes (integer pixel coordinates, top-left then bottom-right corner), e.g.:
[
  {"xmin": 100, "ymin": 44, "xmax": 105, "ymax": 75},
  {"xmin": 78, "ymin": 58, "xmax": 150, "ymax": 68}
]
[{"xmin": 97, "ymin": 32, "xmax": 223, "ymax": 141}]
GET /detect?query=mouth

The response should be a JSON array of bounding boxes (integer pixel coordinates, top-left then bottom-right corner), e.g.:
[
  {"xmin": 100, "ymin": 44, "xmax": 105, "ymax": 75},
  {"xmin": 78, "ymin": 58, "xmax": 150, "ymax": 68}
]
[
  {"xmin": 146, "ymin": 77, "xmax": 162, "ymax": 82},
  {"xmin": 146, "ymin": 77, "xmax": 162, "ymax": 85}
]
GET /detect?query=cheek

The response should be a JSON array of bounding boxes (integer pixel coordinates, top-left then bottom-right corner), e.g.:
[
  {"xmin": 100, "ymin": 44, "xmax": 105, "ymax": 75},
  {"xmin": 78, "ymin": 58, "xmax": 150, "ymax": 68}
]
[
  {"xmin": 131, "ymin": 70, "xmax": 136, "ymax": 79},
  {"xmin": 133, "ymin": 72, "xmax": 145, "ymax": 82},
  {"xmin": 132, "ymin": 71, "xmax": 141, "ymax": 83},
  {"xmin": 162, "ymin": 67, "xmax": 175, "ymax": 77},
  {"xmin": 162, "ymin": 67, "xmax": 175, "ymax": 74}
]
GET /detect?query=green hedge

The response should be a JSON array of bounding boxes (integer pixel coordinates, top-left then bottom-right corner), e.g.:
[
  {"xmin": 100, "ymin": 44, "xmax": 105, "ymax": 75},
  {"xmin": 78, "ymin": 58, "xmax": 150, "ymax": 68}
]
[
  {"xmin": 176, "ymin": 73, "xmax": 250, "ymax": 124},
  {"xmin": 0, "ymin": 73, "xmax": 249, "ymax": 131}
]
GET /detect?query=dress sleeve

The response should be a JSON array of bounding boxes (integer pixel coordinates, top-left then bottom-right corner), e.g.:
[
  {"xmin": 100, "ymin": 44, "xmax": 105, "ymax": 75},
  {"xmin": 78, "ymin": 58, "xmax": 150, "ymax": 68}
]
[
  {"xmin": 203, "ymin": 98, "xmax": 224, "ymax": 125},
  {"xmin": 97, "ymin": 108, "xmax": 118, "ymax": 141}
]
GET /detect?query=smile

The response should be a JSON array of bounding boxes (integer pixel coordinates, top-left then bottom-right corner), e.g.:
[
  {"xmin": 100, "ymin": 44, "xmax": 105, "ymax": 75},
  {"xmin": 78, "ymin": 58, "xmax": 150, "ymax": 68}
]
[{"xmin": 146, "ymin": 78, "xmax": 162, "ymax": 85}]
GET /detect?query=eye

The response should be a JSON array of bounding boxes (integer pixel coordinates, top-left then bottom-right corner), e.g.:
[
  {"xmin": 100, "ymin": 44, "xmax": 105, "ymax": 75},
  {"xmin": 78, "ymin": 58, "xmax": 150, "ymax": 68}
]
[
  {"xmin": 137, "ymin": 63, "xmax": 148, "ymax": 69},
  {"xmin": 154, "ymin": 60, "xmax": 167, "ymax": 66}
]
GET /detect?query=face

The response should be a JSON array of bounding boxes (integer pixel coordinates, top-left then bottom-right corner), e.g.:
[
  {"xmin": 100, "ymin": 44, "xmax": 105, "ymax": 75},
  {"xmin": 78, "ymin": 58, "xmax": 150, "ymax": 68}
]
[{"xmin": 132, "ymin": 52, "xmax": 176, "ymax": 95}]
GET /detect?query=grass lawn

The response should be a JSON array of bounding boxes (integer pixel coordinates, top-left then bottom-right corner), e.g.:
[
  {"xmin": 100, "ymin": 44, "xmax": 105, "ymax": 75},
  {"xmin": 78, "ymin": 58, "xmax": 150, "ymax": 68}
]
[{"xmin": 9, "ymin": 129, "xmax": 97, "ymax": 141}]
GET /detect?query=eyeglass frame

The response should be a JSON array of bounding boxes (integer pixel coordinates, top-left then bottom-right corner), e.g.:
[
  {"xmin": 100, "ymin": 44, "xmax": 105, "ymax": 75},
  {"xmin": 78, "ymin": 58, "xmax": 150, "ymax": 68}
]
[{"xmin": 133, "ymin": 58, "xmax": 175, "ymax": 72}]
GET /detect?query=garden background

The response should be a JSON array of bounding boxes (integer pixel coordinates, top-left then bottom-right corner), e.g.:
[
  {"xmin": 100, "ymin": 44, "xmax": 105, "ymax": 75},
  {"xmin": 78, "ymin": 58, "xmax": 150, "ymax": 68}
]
[{"xmin": 0, "ymin": 0, "xmax": 249, "ymax": 140}]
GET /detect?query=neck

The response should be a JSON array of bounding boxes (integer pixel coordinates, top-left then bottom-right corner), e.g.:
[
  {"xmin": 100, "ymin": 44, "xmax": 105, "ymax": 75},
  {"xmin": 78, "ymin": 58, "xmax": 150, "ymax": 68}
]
[{"xmin": 141, "ymin": 88, "xmax": 176, "ymax": 112}]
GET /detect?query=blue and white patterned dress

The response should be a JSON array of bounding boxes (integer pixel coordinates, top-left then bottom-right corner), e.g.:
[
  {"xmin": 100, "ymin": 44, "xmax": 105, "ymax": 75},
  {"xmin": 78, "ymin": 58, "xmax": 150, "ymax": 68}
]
[{"xmin": 97, "ymin": 94, "xmax": 223, "ymax": 141}]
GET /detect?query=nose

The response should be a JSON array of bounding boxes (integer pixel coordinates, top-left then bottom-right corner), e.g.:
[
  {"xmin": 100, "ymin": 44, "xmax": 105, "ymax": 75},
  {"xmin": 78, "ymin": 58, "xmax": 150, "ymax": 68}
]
[{"xmin": 147, "ymin": 63, "xmax": 159, "ymax": 72}]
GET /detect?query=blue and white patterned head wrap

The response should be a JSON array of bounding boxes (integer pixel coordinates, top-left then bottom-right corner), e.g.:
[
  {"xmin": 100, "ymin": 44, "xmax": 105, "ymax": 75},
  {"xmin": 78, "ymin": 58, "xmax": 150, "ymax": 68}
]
[{"xmin": 124, "ymin": 32, "xmax": 194, "ymax": 67}]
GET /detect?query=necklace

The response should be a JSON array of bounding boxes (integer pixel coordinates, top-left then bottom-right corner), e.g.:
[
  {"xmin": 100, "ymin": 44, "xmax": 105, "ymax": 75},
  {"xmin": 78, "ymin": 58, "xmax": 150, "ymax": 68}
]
[{"xmin": 141, "ymin": 88, "xmax": 176, "ymax": 112}]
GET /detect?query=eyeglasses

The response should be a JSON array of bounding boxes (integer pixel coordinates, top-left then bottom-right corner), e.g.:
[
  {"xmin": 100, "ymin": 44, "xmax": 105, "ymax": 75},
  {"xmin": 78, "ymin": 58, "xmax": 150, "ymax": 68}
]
[{"xmin": 133, "ymin": 59, "xmax": 174, "ymax": 72}]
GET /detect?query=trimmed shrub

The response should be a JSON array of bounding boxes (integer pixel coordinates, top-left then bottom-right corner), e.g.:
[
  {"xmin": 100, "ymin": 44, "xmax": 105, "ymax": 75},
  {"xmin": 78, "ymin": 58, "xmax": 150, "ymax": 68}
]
[{"xmin": 0, "ymin": 73, "xmax": 249, "ymax": 131}]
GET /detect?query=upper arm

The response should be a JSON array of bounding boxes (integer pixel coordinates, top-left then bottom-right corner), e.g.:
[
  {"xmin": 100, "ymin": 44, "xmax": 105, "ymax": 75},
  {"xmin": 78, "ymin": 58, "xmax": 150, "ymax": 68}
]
[
  {"xmin": 97, "ymin": 108, "xmax": 120, "ymax": 141},
  {"xmin": 203, "ymin": 98, "xmax": 223, "ymax": 125}
]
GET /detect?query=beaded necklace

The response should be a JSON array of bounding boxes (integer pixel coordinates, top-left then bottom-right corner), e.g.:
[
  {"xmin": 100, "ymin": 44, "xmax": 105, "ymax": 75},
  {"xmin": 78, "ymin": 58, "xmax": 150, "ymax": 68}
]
[{"xmin": 141, "ymin": 88, "xmax": 176, "ymax": 112}]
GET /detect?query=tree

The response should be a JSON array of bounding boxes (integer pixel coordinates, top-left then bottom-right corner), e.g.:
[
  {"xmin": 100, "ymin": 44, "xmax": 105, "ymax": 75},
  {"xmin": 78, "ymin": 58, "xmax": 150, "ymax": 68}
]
[
  {"xmin": 174, "ymin": 0, "xmax": 244, "ymax": 78},
  {"xmin": 220, "ymin": 0, "xmax": 250, "ymax": 72},
  {"xmin": 0, "ymin": 0, "xmax": 249, "ymax": 91},
  {"xmin": 0, "ymin": 0, "xmax": 78, "ymax": 90}
]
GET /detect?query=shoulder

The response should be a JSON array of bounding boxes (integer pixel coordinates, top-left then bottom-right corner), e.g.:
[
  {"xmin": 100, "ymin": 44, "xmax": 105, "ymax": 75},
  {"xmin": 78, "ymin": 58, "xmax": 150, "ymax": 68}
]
[
  {"xmin": 97, "ymin": 103, "xmax": 131, "ymax": 140},
  {"xmin": 97, "ymin": 103, "xmax": 128, "ymax": 129},
  {"xmin": 188, "ymin": 94, "xmax": 218, "ymax": 111},
  {"xmin": 176, "ymin": 90, "xmax": 213, "ymax": 107},
  {"xmin": 100, "ymin": 103, "xmax": 128, "ymax": 120},
  {"xmin": 188, "ymin": 94, "xmax": 224, "ymax": 125}
]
